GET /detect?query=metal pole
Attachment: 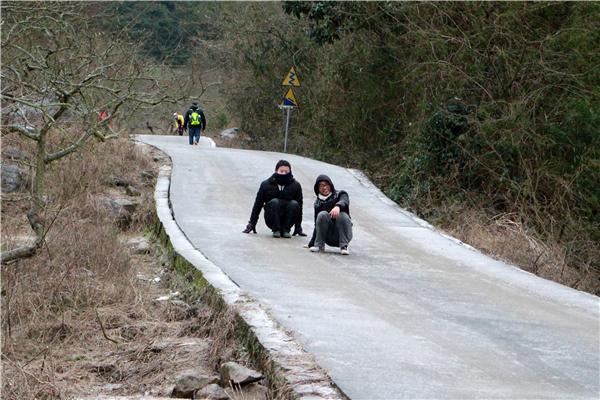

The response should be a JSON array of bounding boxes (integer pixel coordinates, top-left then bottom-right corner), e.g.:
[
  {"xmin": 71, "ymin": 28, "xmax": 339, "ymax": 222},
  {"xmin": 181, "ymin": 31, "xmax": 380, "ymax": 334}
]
[{"xmin": 284, "ymin": 107, "xmax": 291, "ymax": 153}]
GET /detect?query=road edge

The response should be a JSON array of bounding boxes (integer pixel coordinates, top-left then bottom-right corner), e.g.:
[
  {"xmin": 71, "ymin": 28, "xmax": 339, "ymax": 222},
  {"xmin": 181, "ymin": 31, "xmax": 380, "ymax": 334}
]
[
  {"xmin": 151, "ymin": 159, "xmax": 347, "ymax": 399},
  {"xmin": 347, "ymin": 168, "xmax": 599, "ymax": 312}
]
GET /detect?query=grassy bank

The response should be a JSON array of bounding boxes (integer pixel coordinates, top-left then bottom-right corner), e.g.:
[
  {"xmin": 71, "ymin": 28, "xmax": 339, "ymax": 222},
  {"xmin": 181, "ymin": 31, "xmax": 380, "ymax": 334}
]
[{"xmin": 0, "ymin": 137, "xmax": 287, "ymax": 399}]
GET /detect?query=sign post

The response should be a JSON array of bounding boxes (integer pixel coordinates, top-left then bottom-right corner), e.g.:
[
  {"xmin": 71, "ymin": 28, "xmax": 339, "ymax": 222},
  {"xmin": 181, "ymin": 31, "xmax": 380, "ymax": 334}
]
[
  {"xmin": 280, "ymin": 66, "xmax": 300, "ymax": 153},
  {"xmin": 283, "ymin": 106, "xmax": 291, "ymax": 153}
]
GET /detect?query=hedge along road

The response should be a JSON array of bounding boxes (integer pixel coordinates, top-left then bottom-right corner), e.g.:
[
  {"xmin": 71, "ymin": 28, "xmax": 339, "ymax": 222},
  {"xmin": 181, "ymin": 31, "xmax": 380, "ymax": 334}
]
[{"xmin": 138, "ymin": 135, "xmax": 598, "ymax": 400}]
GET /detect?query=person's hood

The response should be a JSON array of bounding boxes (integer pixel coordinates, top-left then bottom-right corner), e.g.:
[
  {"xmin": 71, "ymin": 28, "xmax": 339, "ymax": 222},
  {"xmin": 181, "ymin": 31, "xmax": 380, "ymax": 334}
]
[
  {"xmin": 190, "ymin": 104, "xmax": 199, "ymax": 110},
  {"xmin": 313, "ymin": 174, "xmax": 335, "ymax": 195}
]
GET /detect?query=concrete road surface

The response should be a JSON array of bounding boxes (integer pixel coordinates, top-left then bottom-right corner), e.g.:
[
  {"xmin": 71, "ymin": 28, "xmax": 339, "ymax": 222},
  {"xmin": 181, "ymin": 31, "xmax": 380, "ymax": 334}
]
[{"xmin": 138, "ymin": 135, "xmax": 599, "ymax": 400}]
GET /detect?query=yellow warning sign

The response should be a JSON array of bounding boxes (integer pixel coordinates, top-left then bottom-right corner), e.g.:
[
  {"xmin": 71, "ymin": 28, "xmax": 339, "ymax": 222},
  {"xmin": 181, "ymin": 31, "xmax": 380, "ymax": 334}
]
[
  {"xmin": 282, "ymin": 88, "xmax": 299, "ymax": 107},
  {"xmin": 282, "ymin": 66, "xmax": 301, "ymax": 87}
]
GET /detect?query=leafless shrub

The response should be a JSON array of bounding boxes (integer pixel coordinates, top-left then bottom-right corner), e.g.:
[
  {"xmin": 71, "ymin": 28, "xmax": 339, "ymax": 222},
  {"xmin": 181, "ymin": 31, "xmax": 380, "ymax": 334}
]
[
  {"xmin": 0, "ymin": 1, "xmax": 181, "ymax": 263},
  {"xmin": 1, "ymin": 356, "xmax": 63, "ymax": 400}
]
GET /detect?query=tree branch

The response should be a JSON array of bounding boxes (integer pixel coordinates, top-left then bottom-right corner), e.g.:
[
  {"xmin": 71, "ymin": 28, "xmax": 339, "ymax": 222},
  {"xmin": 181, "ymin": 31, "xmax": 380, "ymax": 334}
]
[
  {"xmin": 44, "ymin": 130, "xmax": 93, "ymax": 163},
  {"xmin": 0, "ymin": 236, "xmax": 43, "ymax": 264},
  {"xmin": 3, "ymin": 124, "xmax": 40, "ymax": 141},
  {"xmin": 95, "ymin": 309, "xmax": 119, "ymax": 344}
]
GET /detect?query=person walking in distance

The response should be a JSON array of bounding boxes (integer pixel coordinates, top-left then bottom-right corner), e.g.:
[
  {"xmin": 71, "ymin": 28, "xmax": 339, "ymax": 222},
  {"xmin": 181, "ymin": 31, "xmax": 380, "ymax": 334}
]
[
  {"xmin": 307, "ymin": 175, "xmax": 353, "ymax": 255},
  {"xmin": 242, "ymin": 160, "xmax": 306, "ymax": 239},
  {"xmin": 183, "ymin": 101, "xmax": 206, "ymax": 145},
  {"xmin": 172, "ymin": 112, "xmax": 184, "ymax": 135}
]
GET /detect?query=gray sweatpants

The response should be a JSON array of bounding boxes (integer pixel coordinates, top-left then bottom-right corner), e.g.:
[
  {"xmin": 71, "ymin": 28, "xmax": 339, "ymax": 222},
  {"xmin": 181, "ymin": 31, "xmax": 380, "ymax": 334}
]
[{"xmin": 314, "ymin": 211, "xmax": 353, "ymax": 248}]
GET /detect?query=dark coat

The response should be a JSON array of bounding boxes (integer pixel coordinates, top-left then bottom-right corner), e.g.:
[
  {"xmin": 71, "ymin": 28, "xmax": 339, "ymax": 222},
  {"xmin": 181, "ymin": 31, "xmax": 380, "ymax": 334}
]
[
  {"xmin": 184, "ymin": 105, "xmax": 207, "ymax": 130},
  {"xmin": 249, "ymin": 174, "xmax": 303, "ymax": 227},
  {"xmin": 308, "ymin": 174, "xmax": 350, "ymax": 247}
]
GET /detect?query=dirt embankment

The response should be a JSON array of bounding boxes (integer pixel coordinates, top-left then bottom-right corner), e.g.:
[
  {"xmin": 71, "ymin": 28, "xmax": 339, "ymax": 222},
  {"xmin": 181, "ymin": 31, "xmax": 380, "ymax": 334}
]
[{"xmin": 1, "ymin": 137, "xmax": 280, "ymax": 399}]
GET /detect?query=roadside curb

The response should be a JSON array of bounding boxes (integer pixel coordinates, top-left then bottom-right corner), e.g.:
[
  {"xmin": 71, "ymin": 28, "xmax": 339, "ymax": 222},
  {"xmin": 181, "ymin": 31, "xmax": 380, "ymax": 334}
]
[{"xmin": 151, "ymin": 162, "xmax": 346, "ymax": 400}]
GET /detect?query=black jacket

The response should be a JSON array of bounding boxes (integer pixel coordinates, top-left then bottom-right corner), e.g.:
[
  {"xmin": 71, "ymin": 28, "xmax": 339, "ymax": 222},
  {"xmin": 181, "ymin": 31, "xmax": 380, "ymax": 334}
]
[
  {"xmin": 249, "ymin": 174, "xmax": 303, "ymax": 227},
  {"xmin": 308, "ymin": 174, "xmax": 350, "ymax": 246},
  {"xmin": 184, "ymin": 105, "xmax": 206, "ymax": 130}
]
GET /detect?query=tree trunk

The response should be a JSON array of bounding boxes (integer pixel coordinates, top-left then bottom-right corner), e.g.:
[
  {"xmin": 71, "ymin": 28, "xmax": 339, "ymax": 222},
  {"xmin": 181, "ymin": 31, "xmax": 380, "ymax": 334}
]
[{"xmin": 0, "ymin": 133, "xmax": 46, "ymax": 264}]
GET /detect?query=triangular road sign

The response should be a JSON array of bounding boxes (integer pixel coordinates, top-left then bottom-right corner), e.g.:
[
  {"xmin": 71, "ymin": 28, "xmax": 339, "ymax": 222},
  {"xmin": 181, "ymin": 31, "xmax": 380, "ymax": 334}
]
[
  {"xmin": 282, "ymin": 88, "xmax": 299, "ymax": 107},
  {"xmin": 282, "ymin": 66, "xmax": 301, "ymax": 87}
]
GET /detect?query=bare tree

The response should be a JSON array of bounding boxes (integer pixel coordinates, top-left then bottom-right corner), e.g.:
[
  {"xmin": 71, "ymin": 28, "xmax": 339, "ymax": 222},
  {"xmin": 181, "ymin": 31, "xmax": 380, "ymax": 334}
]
[{"xmin": 0, "ymin": 3, "xmax": 174, "ymax": 263}]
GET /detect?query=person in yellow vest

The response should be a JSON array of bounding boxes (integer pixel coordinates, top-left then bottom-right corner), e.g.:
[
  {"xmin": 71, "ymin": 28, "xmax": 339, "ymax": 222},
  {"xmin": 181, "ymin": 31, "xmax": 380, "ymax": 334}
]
[
  {"xmin": 183, "ymin": 102, "xmax": 206, "ymax": 145},
  {"xmin": 172, "ymin": 112, "xmax": 184, "ymax": 135}
]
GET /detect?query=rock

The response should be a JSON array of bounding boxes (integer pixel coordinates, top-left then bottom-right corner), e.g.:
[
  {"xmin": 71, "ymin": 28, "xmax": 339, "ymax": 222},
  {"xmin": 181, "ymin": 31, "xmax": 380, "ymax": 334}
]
[
  {"xmin": 96, "ymin": 196, "xmax": 138, "ymax": 219},
  {"xmin": 1, "ymin": 164, "xmax": 24, "ymax": 193},
  {"xmin": 96, "ymin": 196, "xmax": 139, "ymax": 229},
  {"xmin": 125, "ymin": 185, "xmax": 141, "ymax": 197},
  {"xmin": 9, "ymin": 235, "xmax": 37, "ymax": 248},
  {"xmin": 153, "ymin": 291, "xmax": 180, "ymax": 302},
  {"xmin": 153, "ymin": 155, "xmax": 166, "ymax": 162},
  {"xmin": 166, "ymin": 299, "xmax": 197, "ymax": 320},
  {"xmin": 115, "ymin": 198, "xmax": 138, "ymax": 213},
  {"xmin": 66, "ymin": 354, "xmax": 87, "ymax": 362},
  {"xmin": 86, "ymin": 362, "xmax": 116, "ymax": 375},
  {"xmin": 140, "ymin": 170, "xmax": 157, "ymax": 187},
  {"xmin": 110, "ymin": 175, "xmax": 130, "ymax": 187},
  {"xmin": 148, "ymin": 337, "xmax": 208, "ymax": 354},
  {"xmin": 172, "ymin": 370, "xmax": 219, "ymax": 398},
  {"xmin": 219, "ymin": 127, "xmax": 239, "ymax": 140},
  {"xmin": 136, "ymin": 273, "xmax": 160, "ymax": 283},
  {"xmin": 3, "ymin": 147, "xmax": 30, "ymax": 161},
  {"xmin": 96, "ymin": 196, "xmax": 129, "ymax": 219},
  {"xmin": 119, "ymin": 324, "xmax": 145, "ymax": 341},
  {"xmin": 220, "ymin": 362, "xmax": 263, "ymax": 387},
  {"xmin": 125, "ymin": 236, "xmax": 151, "ymax": 254},
  {"xmin": 140, "ymin": 170, "xmax": 156, "ymax": 180},
  {"xmin": 225, "ymin": 383, "xmax": 268, "ymax": 400},
  {"xmin": 76, "ymin": 396, "xmax": 174, "ymax": 400},
  {"xmin": 100, "ymin": 383, "xmax": 123, "ymax": 392},
  {"xmin": 197, "ymin": 383, "xmax": 228, "ymax": 400},
  {"xmin": 149, "ymin": 340, "xmax": 170, "ymax": 353}
]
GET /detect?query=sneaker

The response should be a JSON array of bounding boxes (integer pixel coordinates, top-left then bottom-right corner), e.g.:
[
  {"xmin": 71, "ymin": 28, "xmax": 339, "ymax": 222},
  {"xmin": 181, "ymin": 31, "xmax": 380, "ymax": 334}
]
[
  {"xmin": 310, "ymin": 245, "xmax": 324, "ymax": 253},
  {"xmin": 282, "ymin": 231, "xmax": 292, "ymax": 239},
  {"xmin": 340, "ymin": 246, "xmax": 349, "ymax": 255},
  {"xmin": 272, "ymin": 231, "xmax": 281, "ymax": 238}
]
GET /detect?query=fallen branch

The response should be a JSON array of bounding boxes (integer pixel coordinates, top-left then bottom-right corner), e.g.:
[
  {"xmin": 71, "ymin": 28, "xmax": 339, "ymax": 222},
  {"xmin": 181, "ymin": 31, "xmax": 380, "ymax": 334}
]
[{"xmin": 95, "ymin": 309, "xmax": 119, "ymax": 344}]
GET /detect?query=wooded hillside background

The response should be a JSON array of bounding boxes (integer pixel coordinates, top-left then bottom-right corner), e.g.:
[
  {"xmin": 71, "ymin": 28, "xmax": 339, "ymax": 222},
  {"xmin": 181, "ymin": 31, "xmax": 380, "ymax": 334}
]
[
  {"xmin": 4, "ymin": 1, "xmax": 599, "ymax": 293},
  {"xmin": 199, "ymin": 1, "xmax": 599, "ymax": 292}
]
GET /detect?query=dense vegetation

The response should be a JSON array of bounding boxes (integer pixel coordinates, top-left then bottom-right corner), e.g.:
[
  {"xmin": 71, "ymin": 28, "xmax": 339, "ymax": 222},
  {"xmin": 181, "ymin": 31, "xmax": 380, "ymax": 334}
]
[
  {"xmin": 218, "ymin": 2, "xmax": 599, "ymax": 292},
  {"xmin": 103, "ymin": 1, "xmax": 223, "ymax": 65}
]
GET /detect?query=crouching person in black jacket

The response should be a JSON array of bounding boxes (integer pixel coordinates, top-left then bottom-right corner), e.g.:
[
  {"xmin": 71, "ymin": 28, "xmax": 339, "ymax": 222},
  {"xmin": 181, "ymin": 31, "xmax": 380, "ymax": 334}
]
[
  {"xmin": 307, "ymin": 175, "xmax": 353, "ymax": 255},
  {"xmin": 242, "ymin": 160, "xmax": 306, "ymax": 238}
]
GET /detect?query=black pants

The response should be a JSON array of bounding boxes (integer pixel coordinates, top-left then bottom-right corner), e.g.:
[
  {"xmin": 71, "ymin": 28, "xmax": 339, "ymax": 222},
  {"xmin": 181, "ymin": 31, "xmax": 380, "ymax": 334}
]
[{"xmin": 264, "ymin": 199, "xmax": 300, "ymax": 233}]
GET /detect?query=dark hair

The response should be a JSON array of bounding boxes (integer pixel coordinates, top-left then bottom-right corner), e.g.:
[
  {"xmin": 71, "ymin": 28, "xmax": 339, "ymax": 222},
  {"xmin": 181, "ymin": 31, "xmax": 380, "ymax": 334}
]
[{"xmin": 275, "ymin": 159, "xmax": 291, "ymax": 172}]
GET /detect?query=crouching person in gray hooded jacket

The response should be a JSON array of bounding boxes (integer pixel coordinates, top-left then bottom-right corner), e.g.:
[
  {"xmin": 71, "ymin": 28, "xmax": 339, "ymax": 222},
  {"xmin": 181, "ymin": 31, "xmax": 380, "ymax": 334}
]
[{"xmin": 307, "ymin": 174, "xmax": 353, "ymax": 255}]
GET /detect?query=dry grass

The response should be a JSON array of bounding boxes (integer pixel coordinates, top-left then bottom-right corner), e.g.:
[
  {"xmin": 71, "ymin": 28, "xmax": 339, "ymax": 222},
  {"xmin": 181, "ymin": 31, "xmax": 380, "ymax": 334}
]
[
  {"xmin": 1, "ymin": 136, "xmax": 157, "ymax": 398},
  {"xmin": 439, "ymin": 209, "xmax": 599, "ymax": 294},
  {"xmin": 160, "ymin": 269, "xmax": 240, "ymax": 369},
  {"xmin": 2, "ymin": 138, "xmax": 152, "ymax": 327},
  {"xmin": 1, "ymin": 135, "xmax": 281, "ymax": 399}
]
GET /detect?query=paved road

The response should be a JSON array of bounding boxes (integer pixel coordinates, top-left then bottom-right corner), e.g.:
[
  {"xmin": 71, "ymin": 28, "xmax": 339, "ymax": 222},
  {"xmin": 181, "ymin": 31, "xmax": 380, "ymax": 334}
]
[{"xmin": 139, "ymin": 135, "xmax": 599, "ymax": 400}]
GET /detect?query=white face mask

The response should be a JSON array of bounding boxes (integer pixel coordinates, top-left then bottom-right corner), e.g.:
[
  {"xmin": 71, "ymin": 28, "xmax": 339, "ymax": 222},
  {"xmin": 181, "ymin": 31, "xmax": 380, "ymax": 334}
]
[{"xmin": 318, "ymin": 193, "xmax": 332, "ymax": 200}]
